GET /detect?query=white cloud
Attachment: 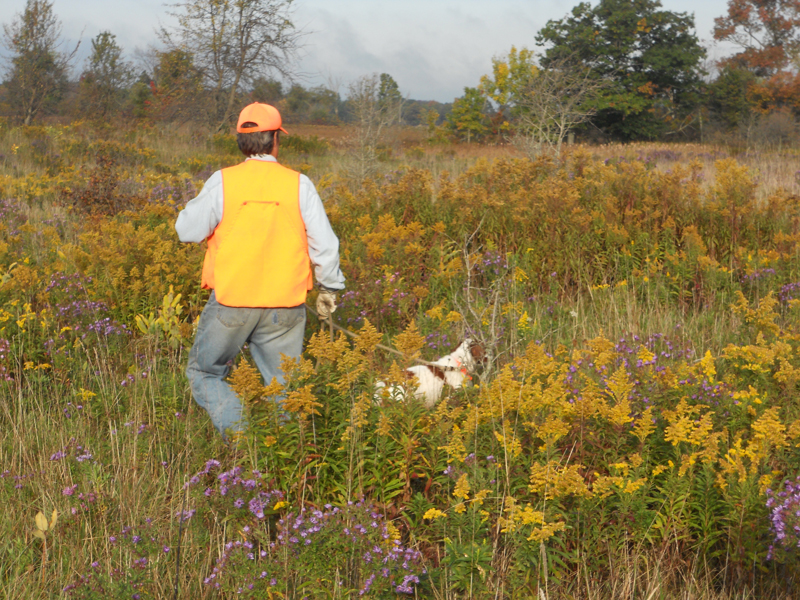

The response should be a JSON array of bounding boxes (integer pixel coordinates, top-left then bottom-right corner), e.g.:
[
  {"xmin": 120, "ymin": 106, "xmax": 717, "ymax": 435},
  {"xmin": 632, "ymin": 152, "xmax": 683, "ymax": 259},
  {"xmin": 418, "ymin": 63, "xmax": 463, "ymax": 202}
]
[
  {"xmin": 0, "ymin": 0, "xmax": 738, "ymax": 101},
  {"xmin": 294, "ymin": 1, "xmax": 544, "ymax": 101}
]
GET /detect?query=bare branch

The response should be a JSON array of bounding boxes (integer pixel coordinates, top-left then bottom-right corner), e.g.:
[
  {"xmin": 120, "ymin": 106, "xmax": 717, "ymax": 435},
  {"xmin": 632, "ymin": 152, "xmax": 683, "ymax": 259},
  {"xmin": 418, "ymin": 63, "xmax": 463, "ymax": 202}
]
[
  {"xmin": 160, "ymin": 0, "xmax": 301, "ymax": 130},
  {"xmin": 345, "ymin": 73, "xmax": 403, "ymax": 180},
  {"xmin": 513, "ymin": 54, "xmax": 610, "ymax": 157}
]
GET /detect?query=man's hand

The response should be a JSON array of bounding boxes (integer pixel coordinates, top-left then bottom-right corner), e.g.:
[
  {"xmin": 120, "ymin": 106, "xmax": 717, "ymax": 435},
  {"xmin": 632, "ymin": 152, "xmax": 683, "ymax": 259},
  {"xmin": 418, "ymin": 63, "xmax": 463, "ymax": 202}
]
[{"xmin": 316, "ymin": 290, "xmax": 337, "ymax": 319}]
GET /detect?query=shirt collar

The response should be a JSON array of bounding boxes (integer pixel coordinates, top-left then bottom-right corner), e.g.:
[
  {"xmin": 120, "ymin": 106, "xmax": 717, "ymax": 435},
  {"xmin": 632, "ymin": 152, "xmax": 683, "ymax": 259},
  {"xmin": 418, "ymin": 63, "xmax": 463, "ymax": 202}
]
[{"xmin": 246, "ymin": 154, "xmax": 277, "ymax": 162}]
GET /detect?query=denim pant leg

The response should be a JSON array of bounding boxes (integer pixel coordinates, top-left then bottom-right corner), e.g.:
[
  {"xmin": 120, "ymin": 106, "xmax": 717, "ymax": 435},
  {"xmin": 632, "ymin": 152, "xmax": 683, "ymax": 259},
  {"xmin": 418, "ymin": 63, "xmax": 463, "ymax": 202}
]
[
  {"xmin": 247, "ymin": 306, "xmax": 307, "ymax": 403},
  {"xmin": 186, "ymin": 292, "xmax": 259, "ymax": 437}
]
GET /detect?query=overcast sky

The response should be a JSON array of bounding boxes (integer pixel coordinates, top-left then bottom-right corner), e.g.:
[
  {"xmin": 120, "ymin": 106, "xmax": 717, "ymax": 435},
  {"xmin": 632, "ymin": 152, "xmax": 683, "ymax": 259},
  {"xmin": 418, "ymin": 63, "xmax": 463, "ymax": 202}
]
[{"xmin": 0, "ymin": 0, "xmax": 737, "ymax": 102}]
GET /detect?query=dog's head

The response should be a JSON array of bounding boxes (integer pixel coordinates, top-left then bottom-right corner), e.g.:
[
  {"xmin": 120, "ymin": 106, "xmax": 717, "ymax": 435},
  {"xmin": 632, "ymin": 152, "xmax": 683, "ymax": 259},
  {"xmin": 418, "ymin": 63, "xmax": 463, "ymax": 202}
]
[{"xmin": 457, "ymin": 338, "xmax": 486, "ymax": 372}]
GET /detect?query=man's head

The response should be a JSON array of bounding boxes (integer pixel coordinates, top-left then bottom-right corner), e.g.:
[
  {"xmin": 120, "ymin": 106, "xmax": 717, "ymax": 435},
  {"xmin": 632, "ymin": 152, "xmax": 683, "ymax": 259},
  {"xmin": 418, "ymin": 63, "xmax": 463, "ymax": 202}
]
[{"xmin": 236, "ymin": 103, "xmax": 288, "ymax": 157}]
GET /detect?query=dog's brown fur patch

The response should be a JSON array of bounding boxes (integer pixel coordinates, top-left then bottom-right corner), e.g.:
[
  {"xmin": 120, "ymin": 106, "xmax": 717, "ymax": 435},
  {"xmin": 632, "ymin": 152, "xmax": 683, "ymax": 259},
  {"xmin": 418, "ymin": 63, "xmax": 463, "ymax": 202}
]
[
  {"xmin": 401, "ymin": 369, "xmax": 417, "ymax": 382},
  {"xmin": 404, "ymin": 365, "xmax": 446, "ymax": 381},
  {"xmin": 428, "ymin": 365, "xmax": 446, "ymax": 380},
  {"xmin": 469, "ymin": 342, "xmax": 486, "ymax": 363}
]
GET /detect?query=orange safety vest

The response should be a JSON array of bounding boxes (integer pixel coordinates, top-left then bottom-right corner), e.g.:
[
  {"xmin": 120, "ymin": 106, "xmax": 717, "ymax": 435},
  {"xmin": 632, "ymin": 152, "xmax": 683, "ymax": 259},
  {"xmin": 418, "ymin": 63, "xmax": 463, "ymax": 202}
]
[{"xmin": 200, "ymin": 160, "xmax": 313, "ymax": 307}]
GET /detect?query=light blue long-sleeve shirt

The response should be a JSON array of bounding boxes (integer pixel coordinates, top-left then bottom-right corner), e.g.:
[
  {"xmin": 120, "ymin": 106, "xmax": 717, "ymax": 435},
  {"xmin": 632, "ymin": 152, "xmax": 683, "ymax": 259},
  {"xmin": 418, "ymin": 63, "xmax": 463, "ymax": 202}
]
[{"xmin": 175, "ymin": 155, "xmax": 345, "ymax": 291}]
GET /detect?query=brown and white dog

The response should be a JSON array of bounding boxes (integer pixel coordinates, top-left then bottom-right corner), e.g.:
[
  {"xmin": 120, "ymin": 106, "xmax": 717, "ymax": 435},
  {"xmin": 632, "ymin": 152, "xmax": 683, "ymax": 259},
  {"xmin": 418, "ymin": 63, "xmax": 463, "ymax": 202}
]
[{"xmin": 374, "ymin": 339, "xmax": 485, "ymax": 408}]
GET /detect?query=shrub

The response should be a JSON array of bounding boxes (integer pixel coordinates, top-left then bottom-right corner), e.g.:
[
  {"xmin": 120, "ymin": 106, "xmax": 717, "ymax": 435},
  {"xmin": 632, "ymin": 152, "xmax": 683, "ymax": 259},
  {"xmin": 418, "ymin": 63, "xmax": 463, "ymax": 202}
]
[
  {"xmin": 69, "ymin": 207, "xmax": 206, "ymax": 320},
  {"xmin": 280, "ymin": 134, "xmax": 329, "ymax": 156},
  {"xmin": 61, "ymin": 155, "xmax": 145, "ymax": 216}
]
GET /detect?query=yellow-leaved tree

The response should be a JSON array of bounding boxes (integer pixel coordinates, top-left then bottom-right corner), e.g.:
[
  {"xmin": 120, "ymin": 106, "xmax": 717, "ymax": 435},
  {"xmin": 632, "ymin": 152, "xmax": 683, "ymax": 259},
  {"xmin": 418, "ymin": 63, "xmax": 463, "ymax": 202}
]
[{"xmin": 478, "ymin": 46, "xmax": 539, "ymax": 130}]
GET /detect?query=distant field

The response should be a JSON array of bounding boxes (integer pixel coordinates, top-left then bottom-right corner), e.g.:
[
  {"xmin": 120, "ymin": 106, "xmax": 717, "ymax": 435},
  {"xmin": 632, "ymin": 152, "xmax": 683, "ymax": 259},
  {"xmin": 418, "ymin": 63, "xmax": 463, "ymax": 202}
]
[{"xmin": 289, "ymin": 124, "xmax": 800, "ymax": 200}]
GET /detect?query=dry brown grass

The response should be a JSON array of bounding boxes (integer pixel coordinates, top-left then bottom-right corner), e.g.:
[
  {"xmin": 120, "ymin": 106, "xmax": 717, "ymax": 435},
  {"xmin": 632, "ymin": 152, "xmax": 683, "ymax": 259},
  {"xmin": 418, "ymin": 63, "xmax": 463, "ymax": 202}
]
[
  {"xmin": 284, "ymin": 125, "xmax": 800, "ymax": 198},
  {"xmin": 567, "ymin": 141, "xmax": 800, "ymax": 200}
]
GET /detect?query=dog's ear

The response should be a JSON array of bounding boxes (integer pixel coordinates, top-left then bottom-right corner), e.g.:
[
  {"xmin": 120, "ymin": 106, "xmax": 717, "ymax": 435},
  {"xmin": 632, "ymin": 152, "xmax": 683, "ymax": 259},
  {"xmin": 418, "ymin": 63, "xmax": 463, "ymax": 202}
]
[{"xmin": 469, "ymin": 341, "xmax": 486, "ymax": 363}]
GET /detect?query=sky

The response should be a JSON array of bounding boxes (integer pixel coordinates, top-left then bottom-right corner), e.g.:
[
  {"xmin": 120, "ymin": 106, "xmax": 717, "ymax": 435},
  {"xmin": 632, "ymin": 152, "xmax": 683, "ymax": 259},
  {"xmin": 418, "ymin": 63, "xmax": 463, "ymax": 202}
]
[{"xmin": 0, "ymin": 0, "xmax": 738, "ymax": 103}]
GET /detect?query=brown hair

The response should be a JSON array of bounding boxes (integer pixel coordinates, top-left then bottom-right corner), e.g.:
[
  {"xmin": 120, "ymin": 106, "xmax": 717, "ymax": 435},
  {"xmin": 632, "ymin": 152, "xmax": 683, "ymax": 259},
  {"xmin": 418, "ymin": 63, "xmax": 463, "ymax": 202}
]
[{"xmin": 236, "ymin": 124, "xmax": 279, "ymax": 156}]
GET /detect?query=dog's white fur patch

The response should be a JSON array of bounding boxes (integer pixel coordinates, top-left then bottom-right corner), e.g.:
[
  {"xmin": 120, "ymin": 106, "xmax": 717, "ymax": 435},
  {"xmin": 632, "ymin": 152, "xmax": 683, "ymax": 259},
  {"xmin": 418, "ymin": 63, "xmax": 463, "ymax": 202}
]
[{"xmin": 374, "ymin": 339, "xmax": 484, "ymax": 408}]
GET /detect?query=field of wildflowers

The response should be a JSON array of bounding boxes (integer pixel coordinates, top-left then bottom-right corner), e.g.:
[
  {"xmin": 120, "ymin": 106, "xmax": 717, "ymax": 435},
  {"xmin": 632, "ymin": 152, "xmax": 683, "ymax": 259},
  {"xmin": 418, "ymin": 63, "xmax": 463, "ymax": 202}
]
[{"xmin": 1, "ymin": 119, "xmax": 800, "ymax": 598}]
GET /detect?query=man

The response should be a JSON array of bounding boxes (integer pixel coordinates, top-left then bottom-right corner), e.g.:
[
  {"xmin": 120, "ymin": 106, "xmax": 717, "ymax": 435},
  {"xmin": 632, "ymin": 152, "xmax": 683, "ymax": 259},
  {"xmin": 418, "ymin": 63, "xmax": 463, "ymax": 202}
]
[{"xmin": 175, "ymin": 102, "xmax": 345, "ymax": 438}]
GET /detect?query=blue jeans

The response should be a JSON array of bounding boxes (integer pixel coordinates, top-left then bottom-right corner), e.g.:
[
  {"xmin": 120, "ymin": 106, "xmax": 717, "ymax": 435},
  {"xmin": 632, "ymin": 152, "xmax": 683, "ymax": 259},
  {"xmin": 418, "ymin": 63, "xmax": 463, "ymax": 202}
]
[{"xmin": 186, "ymin": 291, "xmax": 306, "ymax": 437}]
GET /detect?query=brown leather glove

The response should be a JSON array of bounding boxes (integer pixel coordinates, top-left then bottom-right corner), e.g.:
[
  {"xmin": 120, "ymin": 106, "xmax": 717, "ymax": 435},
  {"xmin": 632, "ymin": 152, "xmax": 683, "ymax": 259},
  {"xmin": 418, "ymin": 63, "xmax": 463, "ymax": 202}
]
[{"xmin": 316, "ymin": 290, "xmax": 337, "ymax": 319}]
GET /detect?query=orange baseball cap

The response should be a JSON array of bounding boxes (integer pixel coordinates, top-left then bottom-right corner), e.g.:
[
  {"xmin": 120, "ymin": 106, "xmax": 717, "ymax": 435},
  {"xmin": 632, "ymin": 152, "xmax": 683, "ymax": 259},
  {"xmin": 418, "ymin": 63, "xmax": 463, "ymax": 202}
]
[{"xmin": 236, "ymin": 103, "xmax": 288, "ymax": 134}]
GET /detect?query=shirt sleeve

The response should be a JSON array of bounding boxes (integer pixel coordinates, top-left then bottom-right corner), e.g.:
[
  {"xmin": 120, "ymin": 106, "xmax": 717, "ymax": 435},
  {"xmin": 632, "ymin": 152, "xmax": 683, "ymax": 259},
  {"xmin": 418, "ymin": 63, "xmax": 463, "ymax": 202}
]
[
  {"xmin": 300, "ymin": 174, "xmax": 346, "ymax": 291},
  {"xmin": 175, "ymin": 171, "xmax": 224, "ymax": 243}
]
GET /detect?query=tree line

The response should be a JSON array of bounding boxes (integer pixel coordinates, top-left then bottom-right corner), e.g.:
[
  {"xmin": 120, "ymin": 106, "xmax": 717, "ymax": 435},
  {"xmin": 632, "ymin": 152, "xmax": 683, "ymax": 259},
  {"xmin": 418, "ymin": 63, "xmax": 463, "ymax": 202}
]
[
  {"xmin": 1, "ymin": 0, "xmax": 799, "ymax": 146},
  {"xmin": 0, "ymin": 0, "xmax": 451, "ymax": 131},
  {"xmin": 447, "ymin": 0, "xmax": 800, "ymax": 149}
]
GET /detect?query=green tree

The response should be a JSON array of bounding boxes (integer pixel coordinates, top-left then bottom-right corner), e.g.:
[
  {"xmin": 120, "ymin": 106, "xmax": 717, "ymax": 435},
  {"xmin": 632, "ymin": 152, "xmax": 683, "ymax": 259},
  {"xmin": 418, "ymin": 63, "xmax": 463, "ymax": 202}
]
[
  {"xmin": 160, "ymin": 0, "xmax": 300, "ymax": 130},
  {"xmin": 402, "ymin": 99, "xmax": 448, "ymax": 127},
  {"xmin": 129, "ymin": 71, "xmax": 154, "ymax": 119},
  {"xmin": 306, "ymin": 87, "xmax": 341, "ymax": 124},
  {"xmin": 283, "ymin": 84, "xmax": 311, "ymax": 120},
  {"xmin": 148, "ymin": 49, "xmax": 204, "ymax": 123},
  {"xmin": 281, "ymin": 83, "xmax": 340, "ymax": 124},
  {"xmin": 446, "ymin": 87, "xmax": 489, "ymax": 143},
  {"xmin": 78, "ymin": 32, "xmax": 134, "ymax": 118},
  {"xmin": 536, "ymin": 0, "xmax": 706, "ymax": 140},
  {"xmin": 250, "ymin": 77, "xmax": 283, "ymax": 104},
  {"xmin": 707, "ymin": 66, "xmax": 758, "ymax": 128},
  {"xmin": 2, "ymin": 0, "xmax": 78, "ymax": 125},
  {"xmin": 378, "ymin": 73, "xmax": 403, "ymax": 122}
]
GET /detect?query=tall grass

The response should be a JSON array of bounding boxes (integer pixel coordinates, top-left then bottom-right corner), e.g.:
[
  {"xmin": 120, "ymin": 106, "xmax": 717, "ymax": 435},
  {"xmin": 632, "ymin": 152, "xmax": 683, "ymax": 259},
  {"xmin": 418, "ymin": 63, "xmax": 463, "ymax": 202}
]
[{"xmin": 0, "ymin": 122, "xmax": 799, "ymax": 598}]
